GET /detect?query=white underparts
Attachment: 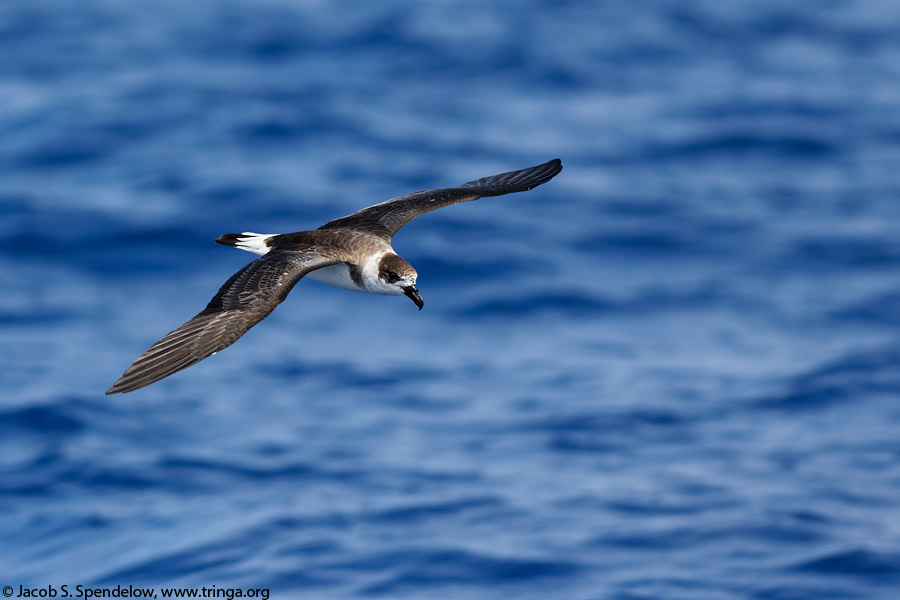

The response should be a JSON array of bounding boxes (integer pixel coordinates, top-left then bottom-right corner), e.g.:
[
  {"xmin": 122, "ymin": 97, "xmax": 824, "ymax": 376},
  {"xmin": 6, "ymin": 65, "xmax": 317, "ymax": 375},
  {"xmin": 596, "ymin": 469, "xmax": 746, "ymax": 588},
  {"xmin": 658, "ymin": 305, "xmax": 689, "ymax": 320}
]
[
  {"xmin": 306, "ymin": 263, "xmax": 364, "ymax": 292},
  {"xmin": 306, "ymin": 250, "xmax": 410, "ymax": 296}
]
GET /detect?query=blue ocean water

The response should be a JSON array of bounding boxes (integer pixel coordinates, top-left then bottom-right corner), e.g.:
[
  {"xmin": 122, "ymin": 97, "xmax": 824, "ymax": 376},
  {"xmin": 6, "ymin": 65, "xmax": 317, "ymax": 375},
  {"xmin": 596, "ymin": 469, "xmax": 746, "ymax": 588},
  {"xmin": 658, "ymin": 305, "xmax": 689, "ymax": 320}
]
[{"xmin": 3, "ymin": 0, "xmax": 900, "ymax": 597}]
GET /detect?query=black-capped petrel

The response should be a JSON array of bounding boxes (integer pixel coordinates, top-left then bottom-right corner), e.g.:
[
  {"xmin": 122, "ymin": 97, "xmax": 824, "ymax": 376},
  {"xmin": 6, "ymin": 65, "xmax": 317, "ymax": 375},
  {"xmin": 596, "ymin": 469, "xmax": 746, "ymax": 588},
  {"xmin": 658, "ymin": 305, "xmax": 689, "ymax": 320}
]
[{"xmin": 107, "ymin": 158, "xmax": 563, "ymax": 394}]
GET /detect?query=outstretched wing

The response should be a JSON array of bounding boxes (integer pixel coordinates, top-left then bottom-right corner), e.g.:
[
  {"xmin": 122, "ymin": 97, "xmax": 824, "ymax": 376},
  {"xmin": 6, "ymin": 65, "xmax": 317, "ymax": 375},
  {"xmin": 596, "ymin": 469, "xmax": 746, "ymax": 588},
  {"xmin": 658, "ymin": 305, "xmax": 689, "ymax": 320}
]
[
  {"xmin": 319, "ymin": 158, "xmax": 562, "ymax": 238},
  {"xmin": 106, "ymin": 250, "xmax": 342, "ymax": 394}
]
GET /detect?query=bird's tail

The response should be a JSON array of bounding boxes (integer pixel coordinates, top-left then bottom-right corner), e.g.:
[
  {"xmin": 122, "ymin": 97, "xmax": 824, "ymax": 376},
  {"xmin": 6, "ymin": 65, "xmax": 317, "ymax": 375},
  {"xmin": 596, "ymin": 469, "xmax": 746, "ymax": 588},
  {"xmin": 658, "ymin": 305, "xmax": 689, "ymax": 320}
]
[{"xmin": 214, "ymin": 232, "xmax": 275, "ymax": 256}]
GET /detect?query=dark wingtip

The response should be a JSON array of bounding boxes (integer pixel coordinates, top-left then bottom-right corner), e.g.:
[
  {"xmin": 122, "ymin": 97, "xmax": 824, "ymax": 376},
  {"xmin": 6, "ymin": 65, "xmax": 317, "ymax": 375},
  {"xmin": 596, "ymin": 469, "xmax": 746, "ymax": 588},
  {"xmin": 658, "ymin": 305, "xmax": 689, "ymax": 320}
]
[
  {"xmin": 461, "ymin": 158, "xmax": 563, "ymax": 192},
  {"xmin": 105, "ymin": 380, "xmax": 124, "ymax": 395},
  {"xmin": 536, "ymin": 158, "xmax": 563, "ymax": 181},
  {"xmin": 105, "ymin": 378, "xmax": 132, "ymax": 395},
  {"xmin": 511, "ymin": 158, "xmax": 562, "ymax": 191}
]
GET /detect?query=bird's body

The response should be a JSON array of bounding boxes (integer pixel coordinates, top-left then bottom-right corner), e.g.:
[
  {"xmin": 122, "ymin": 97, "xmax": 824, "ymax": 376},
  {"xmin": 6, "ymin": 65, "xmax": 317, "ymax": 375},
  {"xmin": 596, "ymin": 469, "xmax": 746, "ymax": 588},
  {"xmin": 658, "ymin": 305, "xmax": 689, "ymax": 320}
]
[
  {"xmin": 219, "ymin": 230, "xmax": 403, "ymax": 294},
  {"xmin": 107, "ymin": 158, "xmax": 562, "ymax": 394}
]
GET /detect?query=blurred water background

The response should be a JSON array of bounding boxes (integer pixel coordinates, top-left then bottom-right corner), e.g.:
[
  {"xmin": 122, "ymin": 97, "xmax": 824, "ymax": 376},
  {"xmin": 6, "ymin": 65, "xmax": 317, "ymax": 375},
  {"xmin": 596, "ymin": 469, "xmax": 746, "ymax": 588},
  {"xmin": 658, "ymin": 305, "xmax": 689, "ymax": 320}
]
[{"xmin": 3, "ymin": 0, "xmax": 900, "ymax": 598}]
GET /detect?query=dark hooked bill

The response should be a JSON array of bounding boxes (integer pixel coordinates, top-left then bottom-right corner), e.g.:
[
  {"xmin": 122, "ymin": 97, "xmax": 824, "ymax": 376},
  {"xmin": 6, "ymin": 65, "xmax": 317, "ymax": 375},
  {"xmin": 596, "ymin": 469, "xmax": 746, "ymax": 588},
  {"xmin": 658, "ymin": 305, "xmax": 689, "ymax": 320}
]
[{"xmin": 403, "ymin": 285, "xmax": 424, "ymax": 310}]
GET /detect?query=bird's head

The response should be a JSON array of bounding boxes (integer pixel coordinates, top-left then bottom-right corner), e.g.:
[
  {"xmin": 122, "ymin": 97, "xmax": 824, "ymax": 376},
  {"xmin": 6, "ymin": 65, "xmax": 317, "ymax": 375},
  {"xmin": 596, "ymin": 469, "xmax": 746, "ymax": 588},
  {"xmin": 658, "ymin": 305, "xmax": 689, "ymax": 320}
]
[{"xmin": 378, "ymin": 253, "xmax": 423, "ymax": 310}]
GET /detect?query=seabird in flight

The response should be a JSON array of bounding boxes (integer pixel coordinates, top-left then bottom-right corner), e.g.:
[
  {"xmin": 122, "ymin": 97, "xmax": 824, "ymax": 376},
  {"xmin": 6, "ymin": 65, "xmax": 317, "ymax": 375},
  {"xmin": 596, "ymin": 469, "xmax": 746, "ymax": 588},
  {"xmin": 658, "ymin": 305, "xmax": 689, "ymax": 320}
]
[{"xmin": 106, "ymin": 158, "xmax": 563, "ymax": 394}]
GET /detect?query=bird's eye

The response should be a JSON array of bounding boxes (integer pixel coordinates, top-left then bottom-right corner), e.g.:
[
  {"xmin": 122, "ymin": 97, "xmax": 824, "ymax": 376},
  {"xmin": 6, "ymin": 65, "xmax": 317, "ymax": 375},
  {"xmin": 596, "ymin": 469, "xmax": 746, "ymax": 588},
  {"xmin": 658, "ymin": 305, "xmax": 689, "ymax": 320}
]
[{"xmin": 385, "ymin": 270, "xmax": 400, "ymax": 283}]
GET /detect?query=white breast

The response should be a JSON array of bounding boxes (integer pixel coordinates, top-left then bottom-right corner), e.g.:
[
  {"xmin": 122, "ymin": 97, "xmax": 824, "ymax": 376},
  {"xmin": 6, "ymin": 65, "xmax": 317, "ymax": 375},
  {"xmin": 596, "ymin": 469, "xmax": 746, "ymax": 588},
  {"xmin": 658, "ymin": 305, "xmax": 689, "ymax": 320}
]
[
  {"xmin": 306, "ymin": 250, "xmax": 404, "ymax": 296},
  {"xmin": 306, "ymin": 263, "xmax": 364, "ymax": 292}
]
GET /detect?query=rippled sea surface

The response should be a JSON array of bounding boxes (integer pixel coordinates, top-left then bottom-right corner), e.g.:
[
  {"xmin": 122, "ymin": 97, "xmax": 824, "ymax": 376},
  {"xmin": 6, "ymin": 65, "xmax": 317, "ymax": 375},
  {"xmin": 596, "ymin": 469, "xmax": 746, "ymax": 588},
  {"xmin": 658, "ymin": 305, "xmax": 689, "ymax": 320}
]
[{"xmin": 4, "ymin": 1, "xmax": 900, "ymax": 598}]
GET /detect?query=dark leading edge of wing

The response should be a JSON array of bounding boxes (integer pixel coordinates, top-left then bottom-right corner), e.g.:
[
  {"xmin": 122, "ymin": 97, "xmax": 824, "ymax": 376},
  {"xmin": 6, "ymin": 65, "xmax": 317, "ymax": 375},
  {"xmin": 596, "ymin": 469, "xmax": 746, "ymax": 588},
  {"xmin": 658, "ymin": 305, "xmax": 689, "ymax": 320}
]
[
  {"xmin": 106, "ymin": 251, "xmax": 342, "ymax": 394},
  {"xmin": 319, "ymin": 158, "xmax": 563, "ymax": 237}
]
